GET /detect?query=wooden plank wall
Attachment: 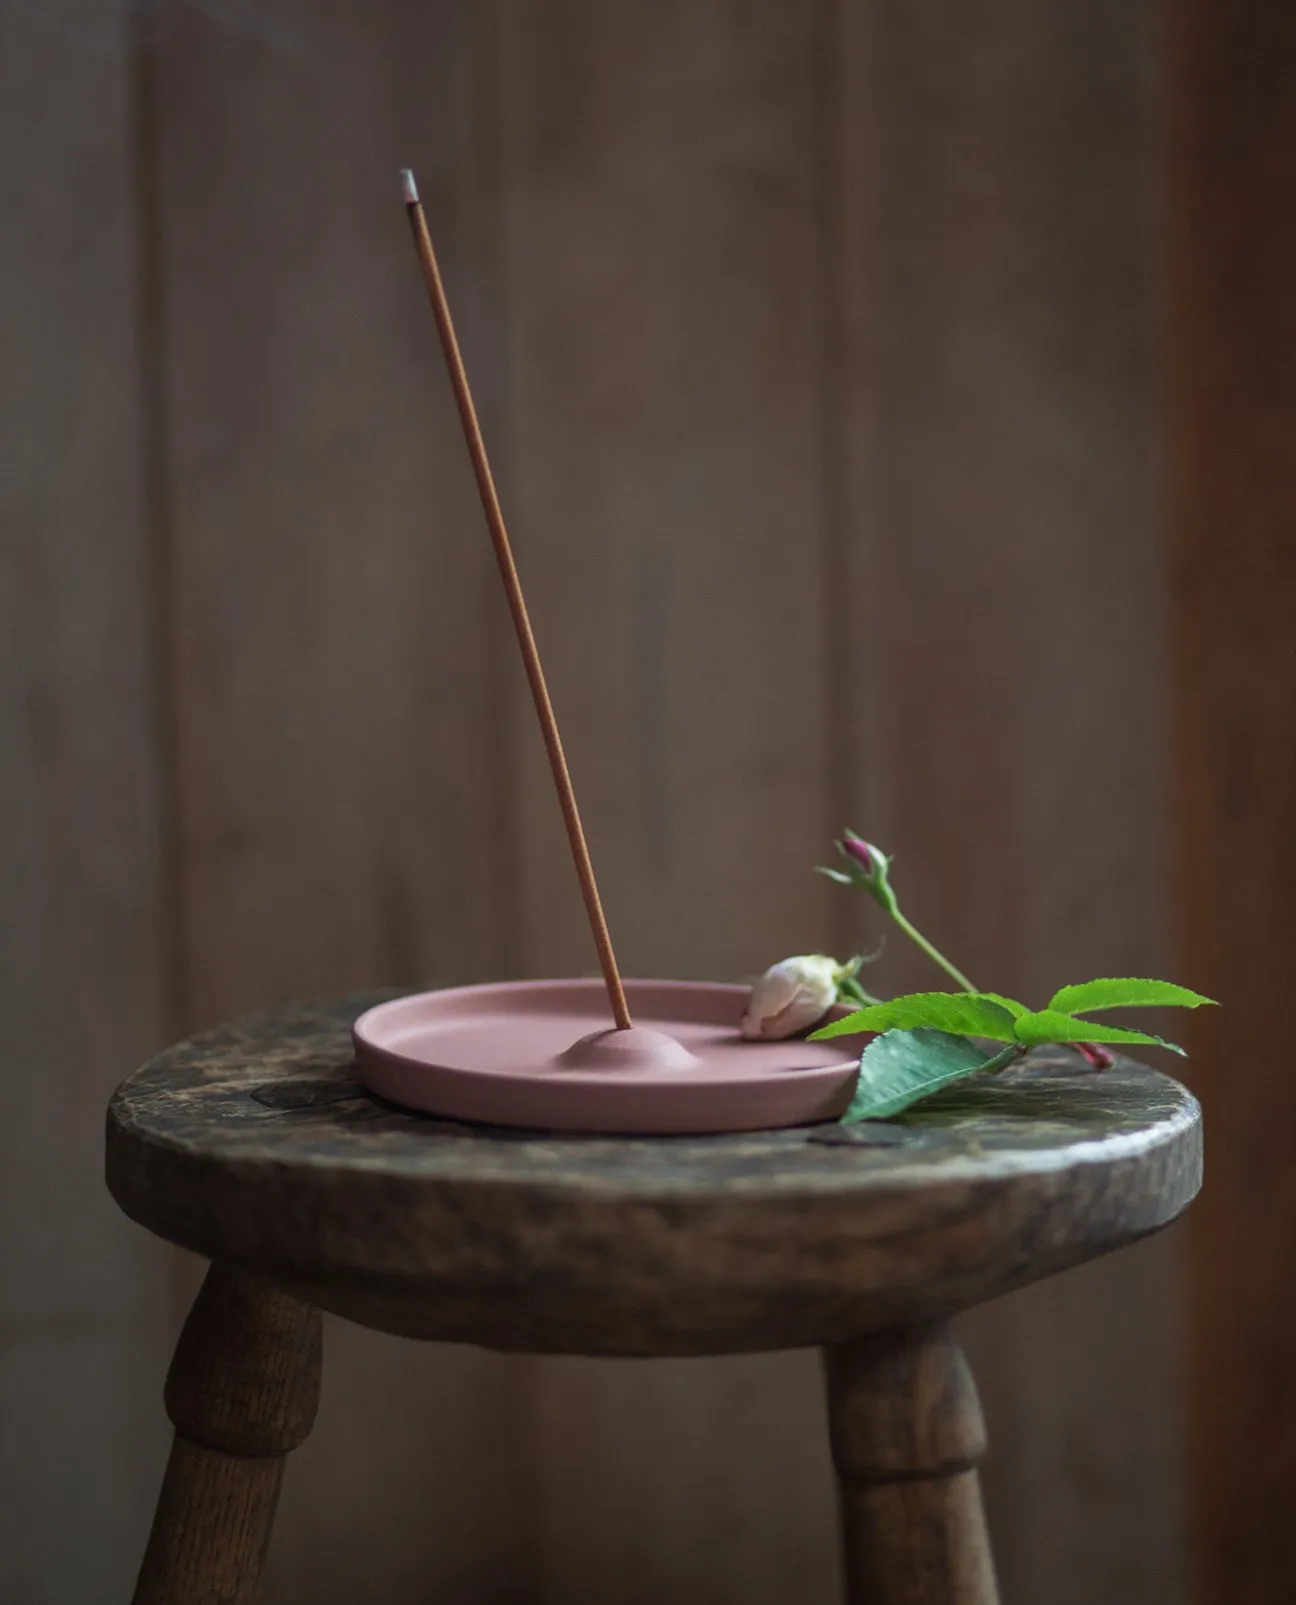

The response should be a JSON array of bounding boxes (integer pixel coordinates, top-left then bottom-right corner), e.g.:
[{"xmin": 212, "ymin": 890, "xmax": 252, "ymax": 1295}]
[
  {"xmin": 0, "ymin": 5, "xmax": 173, "ymax": 1602},
  {"xmin": 499, "ymin": 6, "xmax": 841, "ymax": 1599},
  {"xmin": 0, "ymin": 2, "xmax": 1177, "ymax": 1602},
  {"xmin": 1170, "ymin": 7, "xmax": 1296, "ymax": 1603},
  {"xmin": 837, "ymin": 6, "xmax": 1182, "ymax": 1604},
  {"xmin": 141, "ymin": 3, "xmax": 530, "ymax": 1597}
]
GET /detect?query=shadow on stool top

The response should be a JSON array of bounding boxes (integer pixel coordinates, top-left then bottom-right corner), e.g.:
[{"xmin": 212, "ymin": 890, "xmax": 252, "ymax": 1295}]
[{"xmin": 106, "ymin": 990, "xmax": 1201, "ymax": 1357}]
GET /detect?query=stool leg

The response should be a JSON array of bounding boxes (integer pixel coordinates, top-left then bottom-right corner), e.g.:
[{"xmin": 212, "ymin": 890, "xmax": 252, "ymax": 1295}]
[
  {"xmin": 824, "ymin": 1322, "xmax": 999, "ymax": 1605},
  {"xmin": 132, "ymin": 1263, "xmax": 323, "ymax": 1605}
]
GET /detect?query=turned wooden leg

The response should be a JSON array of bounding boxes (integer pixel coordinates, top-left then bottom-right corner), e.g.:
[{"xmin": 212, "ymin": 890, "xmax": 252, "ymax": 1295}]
[
  {"xmin": 132, "ymin": 1263, "xmax": 322, "ymax": 1605},
  {"xmin": 824, "ymin": 1322, "xmax": 998, "ymax": 1605}
]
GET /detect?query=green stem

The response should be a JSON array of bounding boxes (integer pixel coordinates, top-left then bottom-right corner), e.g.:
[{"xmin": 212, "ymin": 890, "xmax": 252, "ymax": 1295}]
[
  {"xmin": 889, "ymin": 905, "xmax": 979, "ymax": 994},
  {"xmin": 838, "ymin": 974, "xmax": 882, "ymax": 1008}
]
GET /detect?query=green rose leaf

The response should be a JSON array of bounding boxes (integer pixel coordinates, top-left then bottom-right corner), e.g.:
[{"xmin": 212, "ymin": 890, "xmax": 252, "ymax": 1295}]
[
  {"xmin": 842, "ymin": 1029, "xmax": 1021, "ymax": 1123},
  {"xmin": 967, "ymin": 991, "xmax": 1029, "ymax": 1019},
  {"xmin": 812, "ymin": 991, "xmax": 1020, "ymax": 1043},
  {"xmin": 1011, "ymin": 1009, "xmax": 1185, "ymax": 1055},
  {"xmin": 1047, "ymin": 977, "xmax": 1216, "ymax": 1015}
]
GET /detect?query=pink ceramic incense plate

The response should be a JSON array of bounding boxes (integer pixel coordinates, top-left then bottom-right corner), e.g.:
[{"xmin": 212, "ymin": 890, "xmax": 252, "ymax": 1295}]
[{"xmin": 354, "ymin": 979, "xmax": 862, "ymax": 1134}]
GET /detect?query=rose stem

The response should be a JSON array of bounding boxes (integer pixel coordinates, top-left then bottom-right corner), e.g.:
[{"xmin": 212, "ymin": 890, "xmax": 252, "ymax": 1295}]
[
  {"xmin": 887, "ymin": 905, "xmax": 980, "ymax": 995},
  {"xmin": 401, "ymin": 168, "xmax": 632, "ymax": 1031}
]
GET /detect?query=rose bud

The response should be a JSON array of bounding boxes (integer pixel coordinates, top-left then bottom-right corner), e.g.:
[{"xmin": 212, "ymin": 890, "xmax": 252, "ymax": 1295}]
[
  {"xmin": 835, "ymin": 832, "xmax": 898, "ymax": 914},
  {"xmin": 840, "ymin": 830, "xmax": 879, "ymax": 874},
  {"xmin": 741, "ymin": 954, "xmax": 842, "ymax": 1040}
]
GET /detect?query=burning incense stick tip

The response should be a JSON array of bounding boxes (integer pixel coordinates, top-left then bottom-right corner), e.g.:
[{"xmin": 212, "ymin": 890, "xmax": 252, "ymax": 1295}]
[{"xmin": 400, "ymin": 168, "xmax": 419, "ymax": 205}]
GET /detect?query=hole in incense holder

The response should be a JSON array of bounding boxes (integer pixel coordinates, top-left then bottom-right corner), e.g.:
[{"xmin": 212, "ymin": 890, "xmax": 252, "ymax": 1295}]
[{"xmin": 554, "ymin": 1026, "xmax": 701, "ymax": 1073}]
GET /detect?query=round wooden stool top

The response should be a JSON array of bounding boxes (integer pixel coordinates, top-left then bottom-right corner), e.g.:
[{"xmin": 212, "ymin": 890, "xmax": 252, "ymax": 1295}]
[{"xmin": 107, "ymin": 991, "xmax": 1201, "ymax": 1357}]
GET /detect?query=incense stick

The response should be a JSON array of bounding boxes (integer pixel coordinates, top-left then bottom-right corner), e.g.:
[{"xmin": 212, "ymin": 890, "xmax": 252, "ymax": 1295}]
[{"xmin": 401, "ymin": 168, "xmax": 633, "ymax": 1033}]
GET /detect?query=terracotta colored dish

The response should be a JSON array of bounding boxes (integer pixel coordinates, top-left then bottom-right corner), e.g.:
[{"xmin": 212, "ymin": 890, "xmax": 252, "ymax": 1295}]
[{"xmin": 353, "ymin": 978, "xmax": 863, "ymax": 1134}]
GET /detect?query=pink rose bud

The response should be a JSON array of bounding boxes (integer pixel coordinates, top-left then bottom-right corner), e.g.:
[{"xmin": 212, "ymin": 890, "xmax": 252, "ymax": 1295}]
[
  {"xmin": 834, "ymin": 832, "xmax": 898, "ymax": 915},
  {"xmin": 841, "ymin": 831, "xmax": 877, "ymax": 874},
  {"xmin": 741, "ymin": 955, "xmax": 841, "ymax": 1041}
]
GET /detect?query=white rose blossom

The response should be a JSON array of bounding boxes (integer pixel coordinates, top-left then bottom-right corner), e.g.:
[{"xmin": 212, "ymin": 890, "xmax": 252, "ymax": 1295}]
[{"xmin": 741, "ymin": 954, "xmax": 845, "ymax": 1041}]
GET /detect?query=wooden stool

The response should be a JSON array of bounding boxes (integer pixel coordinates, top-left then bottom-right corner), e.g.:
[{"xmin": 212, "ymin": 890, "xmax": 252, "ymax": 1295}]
[{"xmin": 107, "ymin": 992, "xmax": 1201, "ymax": 1605}]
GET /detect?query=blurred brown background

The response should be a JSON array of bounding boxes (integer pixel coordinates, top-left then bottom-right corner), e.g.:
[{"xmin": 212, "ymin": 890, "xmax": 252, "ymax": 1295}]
[{"xmin": 3, "ymin": 0, "xmax": 1291, "ymax": 1602}]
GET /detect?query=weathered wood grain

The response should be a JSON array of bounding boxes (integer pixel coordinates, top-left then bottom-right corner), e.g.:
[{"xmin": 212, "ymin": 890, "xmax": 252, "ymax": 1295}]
[
  {"xmin": 1170, "ymin": 6, "xmax": 1296, "ymax": 1601},
  {"xmin": 109, "ymin": 996, "xmax": 1199, "ymax": 1599},
  {"xmin": 107, "ymin": 995, "xmax": 1201, "ymax": 1356},
  {"xmin": 133, "ymin": 1265, "xmax": 321, "ymax": 1605},
  {"xmin": 826, "ymin": 1324, "xmax": 998, "ymax": 1605},
  {"xmin": 829, "ymin": 3, "xmax": 1174, "ymax": 1600},
  {"xmin": 0, "ymin": 7, "xmax": 173, "ymax": 1600}
]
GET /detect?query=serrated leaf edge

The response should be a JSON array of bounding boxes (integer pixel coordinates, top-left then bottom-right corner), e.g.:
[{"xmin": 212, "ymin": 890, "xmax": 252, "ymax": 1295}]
[
  {"xmin": 1010, "ymin": 1008, "xmax": 1186, "ymax": 1056},
  {"xmin": 1046, "ymin": 976, "xmax": 1217, "ymax": 1015},
  {"xmin": 841, "ymin": 1031, "xmax": 1022, "ymax": 1123},
  {"xmin": 811, "ymin": 991, "xmax": 1020, "ymax": 1044}
]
